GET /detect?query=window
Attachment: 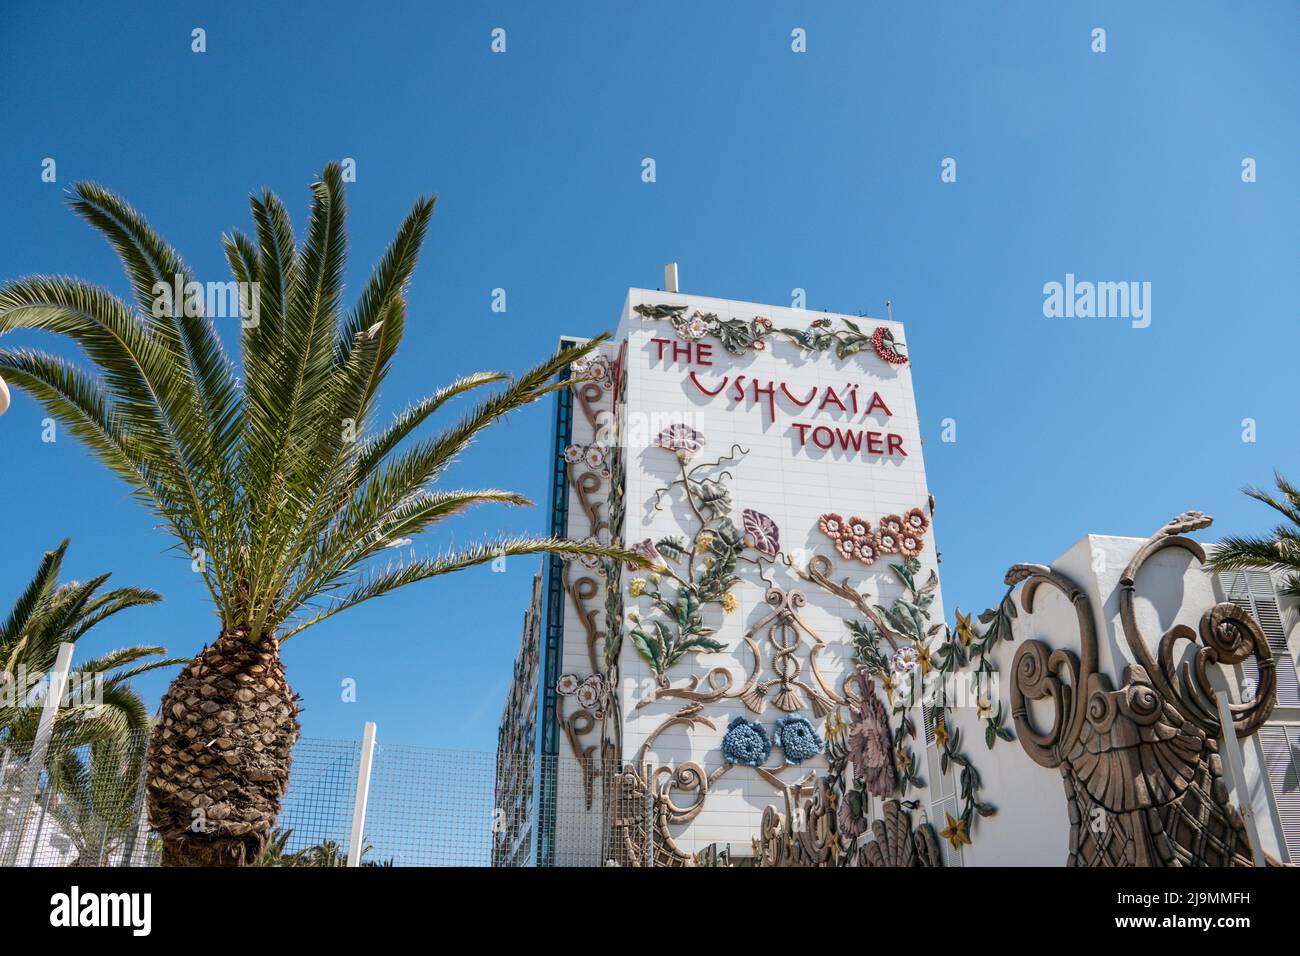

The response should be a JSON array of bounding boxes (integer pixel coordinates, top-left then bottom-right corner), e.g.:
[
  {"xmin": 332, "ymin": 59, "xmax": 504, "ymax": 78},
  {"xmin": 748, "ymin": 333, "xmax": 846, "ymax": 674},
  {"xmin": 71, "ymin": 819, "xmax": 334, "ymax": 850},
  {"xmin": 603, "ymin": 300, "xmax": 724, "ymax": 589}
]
[
  {"xmin": 1257, "ymin": 726, "xmax": 1300, "ymax": 862},
  {"xmin": 1217, "ymin": 571, "xmax": 1300, "ymax": 862},
  {"xmin": 922, "ymin": 704, "xmax": 963, "ymax": 866},
  {"xmin": 1218, "ymin": 571, "xmax": 1300, "ymax": 707}
]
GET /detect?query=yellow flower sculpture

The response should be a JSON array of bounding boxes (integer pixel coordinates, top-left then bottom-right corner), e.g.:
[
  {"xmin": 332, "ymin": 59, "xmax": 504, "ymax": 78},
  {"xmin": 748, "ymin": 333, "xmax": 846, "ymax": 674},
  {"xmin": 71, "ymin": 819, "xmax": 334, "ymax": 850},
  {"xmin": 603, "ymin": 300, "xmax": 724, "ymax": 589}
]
[
  {"xmin": 941, "ymin": 814, "xmax": 971, "ymax": 849},
  {"xmin": 955, "ymin": 610, "xmax": 975, "ymax": 648},
  {"xmin": 721, "ymin": 592, "xmax": 737, "ymax": 614},
  {"xmin": 628, "ymin": 578, "xmax": 647, "ymax": 598}
]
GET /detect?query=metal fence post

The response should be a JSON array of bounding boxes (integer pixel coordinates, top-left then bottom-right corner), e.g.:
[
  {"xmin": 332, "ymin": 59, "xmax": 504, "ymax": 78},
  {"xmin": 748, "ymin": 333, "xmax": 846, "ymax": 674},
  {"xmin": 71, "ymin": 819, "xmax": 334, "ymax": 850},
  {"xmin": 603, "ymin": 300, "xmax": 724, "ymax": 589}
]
[
  {"xmin": 346, "ymin": 722, "xmax": 377, "ymax": 867},
  {"xmin": 0, "ymin": 641, "xmax": 74, "ymax": 867}
]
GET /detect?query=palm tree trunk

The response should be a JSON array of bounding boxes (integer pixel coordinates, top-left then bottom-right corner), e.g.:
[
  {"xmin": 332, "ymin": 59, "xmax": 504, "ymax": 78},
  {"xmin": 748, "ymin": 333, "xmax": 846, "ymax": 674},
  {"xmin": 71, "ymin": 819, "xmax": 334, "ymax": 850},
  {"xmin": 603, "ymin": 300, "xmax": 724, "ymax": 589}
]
[{"xmin": 147, "ymin": 633, "xmax": 299, "ymax": 866}]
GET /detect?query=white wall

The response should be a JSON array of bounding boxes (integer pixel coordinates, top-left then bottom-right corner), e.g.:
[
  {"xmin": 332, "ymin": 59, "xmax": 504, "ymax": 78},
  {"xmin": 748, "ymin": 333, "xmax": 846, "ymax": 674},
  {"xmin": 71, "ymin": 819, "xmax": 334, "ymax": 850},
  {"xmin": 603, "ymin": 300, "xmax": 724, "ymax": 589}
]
[{"xmin": 954, "ymin": 533, "xmax": 1285, "ymax": 866}]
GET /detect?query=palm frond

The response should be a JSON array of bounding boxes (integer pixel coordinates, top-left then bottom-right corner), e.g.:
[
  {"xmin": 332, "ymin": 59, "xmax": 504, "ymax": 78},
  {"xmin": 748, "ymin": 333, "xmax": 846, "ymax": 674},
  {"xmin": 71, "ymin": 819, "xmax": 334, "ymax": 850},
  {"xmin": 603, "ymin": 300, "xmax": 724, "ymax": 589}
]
[
  {"xmin": 1, "ymin": 538, "xmax": 66, "ymax": 645},
  {"xmin": 282, "ymin": 536, "xmax": 647, "ymax": 640},
  {"xmin": 69, "ymin": 182, "xmax": 242, "ymax": 514},
  {"xmin": 0, "ymin": 543, "xmax": 169, "ymax": 753},
  {"xmin": 1209, "ymin": 473, "xmax": 1300, "ymax": 601},
  {"xmin": 0, "ymin": 276, "xmax": 233, "ymax": 614},
  {"xmin": 285, "ymin": 489, "xmax": 534, "ymax": 611},
  {"xmin": 0, "ymin": 349, "xmax": 163, "ymax": 498},
  {"xmin": 66, "ymin": 586, "xmax": 164, "ymax": 642}
]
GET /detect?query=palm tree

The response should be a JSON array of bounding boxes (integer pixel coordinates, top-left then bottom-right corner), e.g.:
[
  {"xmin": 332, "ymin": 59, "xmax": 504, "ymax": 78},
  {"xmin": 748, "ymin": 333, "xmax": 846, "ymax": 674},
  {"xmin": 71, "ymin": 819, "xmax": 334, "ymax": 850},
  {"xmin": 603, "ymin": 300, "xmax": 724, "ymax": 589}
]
[
  {"xmin": 251, "ymin": 825, "xmax": 310, "ymax": 867},
  {"xmin": 0, "ymin": 540, "xmax": 176, "ymax": 865},
  {"xmin": 1207, "ymin": 472, "xmax": 1300, "ymax": 598},
  {"xmin": 0, "ymin": 163, "xmax": 641, "ymax": 865},
  {"xmin": 1, "ymin": 539, "xmax": 176, "ymax": 752},
  {"xmin": 251, "ymin": 828, "xmax": 386, "ymax": 867}
]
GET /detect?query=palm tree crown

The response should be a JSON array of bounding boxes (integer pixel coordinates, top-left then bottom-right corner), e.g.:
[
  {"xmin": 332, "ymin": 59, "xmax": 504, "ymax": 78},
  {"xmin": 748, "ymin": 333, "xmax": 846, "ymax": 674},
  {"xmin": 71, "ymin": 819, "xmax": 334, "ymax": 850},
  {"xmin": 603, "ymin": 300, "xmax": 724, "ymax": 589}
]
[
  {"xmin": 0, "ymin": 163, "xmax": 634, "ymax": 640},
  {"xmin": 1, "ymin": 539, "xmax": 176, "ymax": 751},
  {"xmin": 1207, "ymin": 472, "xmax": 1300, "ymax": 598},
  {"xmin": 0, "ymin": 164, "xmax": 640, "ymax": 863}
]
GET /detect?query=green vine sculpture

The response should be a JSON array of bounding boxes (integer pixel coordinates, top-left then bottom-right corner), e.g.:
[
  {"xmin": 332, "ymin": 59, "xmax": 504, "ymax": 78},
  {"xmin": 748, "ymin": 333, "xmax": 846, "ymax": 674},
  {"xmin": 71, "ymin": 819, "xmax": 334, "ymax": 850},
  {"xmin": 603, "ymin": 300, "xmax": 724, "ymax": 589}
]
[
  {"xmin": 625, "ymin": 430, "xmax": 757, "ymax": 683},
  {"xmin": 842, "ymin": 557, "xmax": 938, "ymax": 796},
  {"xmin": 804, "ymin": 553, "xmax": 1017, "ymax": 851},
  {"xmin": 940, "ymin": 594, "xmax": 1017, "ymax": 751}
]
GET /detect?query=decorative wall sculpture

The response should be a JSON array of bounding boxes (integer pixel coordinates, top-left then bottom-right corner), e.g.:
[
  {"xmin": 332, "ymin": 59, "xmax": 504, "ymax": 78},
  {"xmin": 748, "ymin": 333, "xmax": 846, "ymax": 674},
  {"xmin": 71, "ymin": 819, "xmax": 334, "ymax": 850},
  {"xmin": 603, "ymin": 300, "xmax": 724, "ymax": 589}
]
[
  {"xmin": 1006, "ymin": 512, "xmax": 1277, "ymax": 867},
  {"xmin": 626, "ymin": 437, "xmax": 772, "ymax": 700},
  {"xmin": 734, "ymin": 585, "xmax": 843, "ymax": 717},
  {"xmin": 553, "ymin": 356, "xmax": 619, "ymax": 812},
  {"xmin": 721, "ymin": 716, "xmax": 772, "ymax": 766},
  {"xmin": 632, "ymin": 302, "xmax": 909, "ymax": 365},
  {"xmin": 859, "ymin": 800, "xmax": 943, "ymax": 867},
  {"xmin": 750, "ymin": 782, "xmax": 945, "ymax": 868},
  {"xmin": 618, "ymin": 500, "xmax": 1012, "ymax": 864},
  {"xmin": 774, "ymin": 715, "xmax": 824, "ymax": 764},
  {"xmin": 611, "ymin": 703, "xmax": 721, "ymax": 867},
  {"xmin": 752, "ymin": 777, "xmax": 838, "ymax": 867},
  {"xmin": 816, "ymin": 505, "xmax": 930, "ymax": 566},
  {"xmin": 603, "ymin": 402, "xmax": 1004, "ymax": 865},
  {"xmin": 800, "ymin": 551, "xmax": 1008, "ymax": 847},
  {"xmin": 847, "ymin": 675, "xmax": 897, "ymax": 798}
]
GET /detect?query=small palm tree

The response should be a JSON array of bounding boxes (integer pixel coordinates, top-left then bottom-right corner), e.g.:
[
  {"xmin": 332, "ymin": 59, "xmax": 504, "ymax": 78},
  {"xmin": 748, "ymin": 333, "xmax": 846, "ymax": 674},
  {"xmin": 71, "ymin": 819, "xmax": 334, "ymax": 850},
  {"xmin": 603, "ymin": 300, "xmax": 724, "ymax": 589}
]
[
  {"xmin": 1, "ymin": 539, "xmax": 176, "ymax": 752},
  {"xmin": 1207, "ymin": 472, "xmax": 1300, "ymax": 597},
  {"xmin": 251, "ymin": 825, "xmax": 310, "ymax": 867},
  {"xmin": 0, "ymin": 163, "xmax": 640, "ymax": 865},
  {"xmin": 0, "ymin": 540, "xmax": 175, "ymax": 866},
  {"xmin": 42, "ymin": 732, "xmax": 149, "ymax": 865}
]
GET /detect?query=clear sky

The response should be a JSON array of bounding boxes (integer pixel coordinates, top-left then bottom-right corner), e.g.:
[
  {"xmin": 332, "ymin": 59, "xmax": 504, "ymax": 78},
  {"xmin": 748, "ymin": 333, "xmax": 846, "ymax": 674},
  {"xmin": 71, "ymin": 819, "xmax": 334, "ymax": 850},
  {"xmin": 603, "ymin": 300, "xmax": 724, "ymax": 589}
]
[{"xmin": 1, "ymin": 1, "xmax": 1296, "ymax": 755}]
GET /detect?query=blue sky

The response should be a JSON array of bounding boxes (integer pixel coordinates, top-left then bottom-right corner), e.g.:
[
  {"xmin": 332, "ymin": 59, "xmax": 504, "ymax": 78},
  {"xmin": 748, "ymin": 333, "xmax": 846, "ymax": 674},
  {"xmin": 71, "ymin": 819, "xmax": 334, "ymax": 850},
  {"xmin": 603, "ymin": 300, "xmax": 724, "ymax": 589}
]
[{"xmin": 1, "ymin": 1, "xmax": 1296, "ymax": 755}]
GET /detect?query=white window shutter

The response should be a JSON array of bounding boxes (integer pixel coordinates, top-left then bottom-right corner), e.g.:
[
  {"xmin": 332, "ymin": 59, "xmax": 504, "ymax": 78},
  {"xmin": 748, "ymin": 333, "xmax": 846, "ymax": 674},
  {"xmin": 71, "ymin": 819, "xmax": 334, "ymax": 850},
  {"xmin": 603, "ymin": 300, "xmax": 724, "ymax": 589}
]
[
  {"xmin": 1257, "ymin": 726, "xmax": 1300, "ymax": 862},
  {"xmin": 921, "ymin": 704, "xmax": 963, "ymax": 866},
  {"xmin": 1218, "ymin": 571, "xmax": 1300, "ymax": 707}
]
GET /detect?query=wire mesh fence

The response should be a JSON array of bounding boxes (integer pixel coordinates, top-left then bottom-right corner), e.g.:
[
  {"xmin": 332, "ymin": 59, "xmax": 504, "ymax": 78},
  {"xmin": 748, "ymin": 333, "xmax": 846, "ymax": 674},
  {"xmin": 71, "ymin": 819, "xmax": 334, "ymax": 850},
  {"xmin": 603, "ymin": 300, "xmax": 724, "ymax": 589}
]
[
  {"xmin": 0, "ymin": 731, "xmax": 156, "ymax": 867},
  {"xmin": 0, "ymin": 731, "xmax": 718, "ymax": 867}
]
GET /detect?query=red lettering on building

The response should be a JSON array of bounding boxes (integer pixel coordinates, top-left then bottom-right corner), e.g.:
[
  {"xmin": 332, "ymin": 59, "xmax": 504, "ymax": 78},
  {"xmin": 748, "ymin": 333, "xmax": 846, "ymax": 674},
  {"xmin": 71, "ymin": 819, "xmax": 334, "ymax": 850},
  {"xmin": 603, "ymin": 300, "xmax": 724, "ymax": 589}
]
[
  {"xmin": 818, "ymin": 387, "xmax": 847, "ymax": 414},
  {"xmin": 688, "ymin": 372, "xmax": 728, "ymax": 397}
]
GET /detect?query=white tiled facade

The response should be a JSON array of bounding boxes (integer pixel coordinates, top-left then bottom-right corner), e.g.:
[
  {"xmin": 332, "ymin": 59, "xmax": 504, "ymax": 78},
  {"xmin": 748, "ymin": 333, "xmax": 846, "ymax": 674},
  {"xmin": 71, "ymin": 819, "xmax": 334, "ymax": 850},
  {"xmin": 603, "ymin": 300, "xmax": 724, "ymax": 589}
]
[{"xmin": 554, "ymin": 289, "xmax": 946, "ymax": 859}]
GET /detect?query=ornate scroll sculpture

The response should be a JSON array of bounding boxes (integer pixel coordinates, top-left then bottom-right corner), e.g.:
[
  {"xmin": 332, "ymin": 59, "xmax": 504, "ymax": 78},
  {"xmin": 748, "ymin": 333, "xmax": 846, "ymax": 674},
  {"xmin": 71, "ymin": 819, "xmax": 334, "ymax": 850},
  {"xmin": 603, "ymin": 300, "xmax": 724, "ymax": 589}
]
[
  {"xmin": 752, "ymin": 776, "xmax": 837, "ymax": 867},
  {"xmin": 1008, "ymin": 512, "xmax": 1276, "ymax": 867},
  {"xmin": 610, "ymin": 704, "xmax": 716, "ymax": 867},
  {"xmin": 752, "ymin": 787, "xmax": 944, "ymax": 868},
  {"xmin": 552, "ymin": 359, "xmax": 616, "ymax": 810},
  {"xmin": 733, "ymin": 586, "xmax": 842, "ymax": 717}
]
